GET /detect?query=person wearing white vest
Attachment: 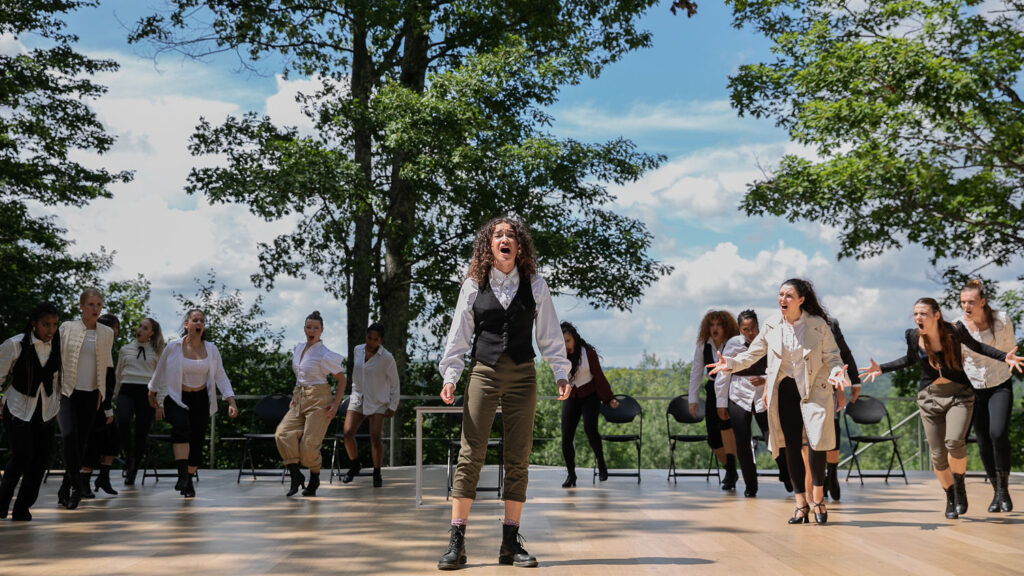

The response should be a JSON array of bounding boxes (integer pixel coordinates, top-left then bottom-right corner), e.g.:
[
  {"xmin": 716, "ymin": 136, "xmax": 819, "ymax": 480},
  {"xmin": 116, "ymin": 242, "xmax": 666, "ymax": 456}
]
[
  {"xmin": 147, "ymin": 309, "xmax": 238, "ymax": 498},
  {"xmin": 57, "ymin": 288, "xmax": 114, "ymax": 510}
]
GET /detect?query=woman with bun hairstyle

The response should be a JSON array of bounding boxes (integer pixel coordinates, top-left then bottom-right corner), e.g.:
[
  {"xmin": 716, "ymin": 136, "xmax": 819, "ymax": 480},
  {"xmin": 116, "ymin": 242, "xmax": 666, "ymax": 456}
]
[
  {"xmin": 341, "ymin": 322, "xmax": 399, "ymax": 488},
  {"xmin": 115, "ymin": 318, "xmax": 165, "ymax": 486},
  {"xmin": 861, "ymin": 297, "xmax": 1021, "ymax": 519},
  {"xmin": 0, "ymin": 302, "xmax": 62, "ymax": 521},
  {"xmin": 957, "ymin": 280, "xmax": 1018, "ymax": 512},
  {"xmin": 708, "ymin": 278, "xmax": 851, "ymax": 525},
  {"xmin": 147, "ymin": 309, "xmax": 238, "ymax": 498},
  {"xmin": 275, "ymin": 311, "xmax": 346, "ymax": 497},
  {"xmin": 559, "ymin": 321, "xmax": 618, "ymax": 488}
]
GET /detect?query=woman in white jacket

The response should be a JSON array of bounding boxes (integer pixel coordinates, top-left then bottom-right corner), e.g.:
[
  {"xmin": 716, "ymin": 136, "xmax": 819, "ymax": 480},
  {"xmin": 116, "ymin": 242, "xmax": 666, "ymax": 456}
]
[
  {"xmin": 709, "ymin": 278, "xmax": 850, "ymax": 525},
  {"xmin": 148, "ymin": 309, "xmax": 238, "ymax": 497}
]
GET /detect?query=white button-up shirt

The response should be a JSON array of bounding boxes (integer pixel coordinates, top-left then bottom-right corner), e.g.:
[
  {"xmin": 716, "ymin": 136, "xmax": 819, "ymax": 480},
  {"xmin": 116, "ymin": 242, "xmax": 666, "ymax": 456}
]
[
  {"xmin": 351, "ymin": 344, "xmax": 399, "ymax": 414},
  {"xmin": 715, "ymin": 335, "xmax": 766, "ymax": 412},
  {"xmin": 0, "ymin": 334, "xmax": 61, "ymax": 422},
  {"xmin": 438, "ymin": 268, "xmax": 570, "ymax": 385},
  {"xmin": 956, "ymin": 310, "xmax": 1015, "ymax": 389},
  {"xmin": 148, "ymin": 339, "xmax": 234, "ymax": 416},
  {"xmin": 779, "ymin": 314, "xmax": 809, "ymax": 395},
  {"xmin": 292, "ymin": 341, "xmax": 344, "ymax": 387}
]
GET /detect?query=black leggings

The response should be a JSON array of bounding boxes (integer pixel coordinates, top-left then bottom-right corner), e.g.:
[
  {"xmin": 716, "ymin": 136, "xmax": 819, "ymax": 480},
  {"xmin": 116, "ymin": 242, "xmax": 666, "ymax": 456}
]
[
  {"xmin": 116, "ymin": 384, "xmax": 155, "ymax": 468},
  {"xmin": 972, "ymin": 378, "xmax": 1013, "ymax": 475},
  {"xmin": 561, "ymin": 393, "xmax": 605, "ymax": 475},
  {"xmin": 84, "ymin": 410, "xmax": 119, "ymax": 469},
  {"xmin": 704, "ymin": 380, "xmax": 728, "ymax": 449},
  {"xmin": 57, "ymin": 390, "xmax": 99, "ymax": 484},
  {"xmin": 163, "ymin": 389, "xmax": 209, "ymax": 468},
  {"xmin": 0, "ymin": 404, "xmax": 54, "ymax": 515},
  {"xmin": 777, "ymin": 378, "xmax": 826, "ymax": 494},
  {"xmin": 728, "ymin": 399, "xmax": 790, "ymax": 490}
]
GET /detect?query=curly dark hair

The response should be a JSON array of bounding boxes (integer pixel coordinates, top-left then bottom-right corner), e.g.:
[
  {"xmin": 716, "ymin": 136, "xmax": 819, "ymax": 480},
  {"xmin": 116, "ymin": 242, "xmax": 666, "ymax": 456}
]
[{"xmin": 467, "ymin": 216, "xmax": 538, "ymax": 285}]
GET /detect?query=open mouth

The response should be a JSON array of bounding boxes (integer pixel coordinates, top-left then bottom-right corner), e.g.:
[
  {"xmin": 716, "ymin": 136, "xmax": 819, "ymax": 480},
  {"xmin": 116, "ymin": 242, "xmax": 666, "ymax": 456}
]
[{"xmin": 499, "ymin": 246, "xmax": 512, "ymax": 255}]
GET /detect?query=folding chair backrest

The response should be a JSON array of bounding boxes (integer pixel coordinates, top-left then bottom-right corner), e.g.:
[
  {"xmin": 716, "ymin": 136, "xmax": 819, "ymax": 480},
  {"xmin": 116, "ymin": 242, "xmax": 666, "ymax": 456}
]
[
  {"xmin": 253, "ymin": 393, "xmax": 292, "ymax": 426},
  {"xmin": 667, "ymin": 394, "xmax": 703, "ymax": 424},
  {"xmin": 600, "ymin": 394, "xmax": 641, "ymax": 424},
  {"xmin": 845, "ymin": 396, "xmax": 888, "ymax": 426}
]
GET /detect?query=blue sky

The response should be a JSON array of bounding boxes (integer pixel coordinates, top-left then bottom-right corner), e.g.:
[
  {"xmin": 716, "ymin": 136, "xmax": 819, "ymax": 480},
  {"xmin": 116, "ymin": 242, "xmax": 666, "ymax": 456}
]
[{"xmin": 13, "ymin": 1, "xmax": 1022, "ymax": 370}]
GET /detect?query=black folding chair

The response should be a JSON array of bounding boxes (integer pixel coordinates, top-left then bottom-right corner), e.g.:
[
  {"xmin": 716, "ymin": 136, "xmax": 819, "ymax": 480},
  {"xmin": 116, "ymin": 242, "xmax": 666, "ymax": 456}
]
[
  {"xmin": 237, "ymin": 393, "xmax": 292, "ymax": 482},
  {"xmin": 666, "ymin": 395, "xmax": 719, "ymax": 483},
  {"xmin": 328, "ymin": 397, "xmax": 372, "ymax": 483},
  {"xmin": 446, "ymin": 396, "xmax": 503, "ymax": 499},
  {"xmin": 843, "ymin": 395, "xmax": 908, "ymax": 484},
  {"xmin": 595, "ymin": 394, "xmax": 642, "ymax": 484}
]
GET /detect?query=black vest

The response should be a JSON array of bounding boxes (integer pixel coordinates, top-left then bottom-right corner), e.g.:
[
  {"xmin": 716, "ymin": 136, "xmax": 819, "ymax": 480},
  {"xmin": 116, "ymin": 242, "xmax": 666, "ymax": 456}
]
[
  {"xmin": 11, "ymin": 336, "xmax": 60, "ymax": 397},
  {"xmin": 732, "ymin": 339, "xmax": 768, "ymax": 377},
  {"xmin": 471, "ymin": 270, "xmax": 537, "ymax": 366}
]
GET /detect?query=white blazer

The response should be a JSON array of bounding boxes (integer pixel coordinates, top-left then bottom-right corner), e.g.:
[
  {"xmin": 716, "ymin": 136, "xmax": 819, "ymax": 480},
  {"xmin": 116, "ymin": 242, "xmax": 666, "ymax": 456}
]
[
  {"xmin": 148, "ymin": 339, "xmax": 234, "ymax": 416},
  {"xmin": 725, "ymin": 312, "xmax": 844, "ymax": 457}
]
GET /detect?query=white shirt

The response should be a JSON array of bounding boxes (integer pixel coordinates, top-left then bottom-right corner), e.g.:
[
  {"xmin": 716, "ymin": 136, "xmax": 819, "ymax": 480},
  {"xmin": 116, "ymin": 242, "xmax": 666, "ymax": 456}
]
[
  {"xmin": 181, "ymin": 356, "xmax": 208, "ymax": 389},
  {"xmin": 292, "ymin": 341, "xmax": 344, "ymax": 387},
  {"xmin": 148, "ymin": 339, "xmax": 234, "ymax": 415},
  {"xmin": 115, "ymin": 341, "xmax": 160, "ymax": 397},
  {"xmin": 779, "ymin": 314, "xmax": 809, "ymax": 396},
  {"xmin": 569, "ymin": 346, "xmax": 593, "ymax": 387},
  {"xmin": 0, "ymin": 334, "xmax": 60, "ymax": 422},
  {"xmin": 956, "ymin": 310, "xmax": 1015, "ymax": 389},
  {"xmin": 714, "ymin": 335, "xmax": 766, "ymax": 413},
  {"xmin": 59, "ymin": 320, "xmax": 114, "ymax": 399},
  {"xmin": 689, "ymin": 340, "xmax": 725, "ymax": 405},
  {"xmin": 351, "ymin": 343, "xmax": 400, "ymax": 414},
  {"xmin": 438, "ymin": 268, "xmax": 570, "ymax": 385},
  {"xmin": 74, "ymin": 330, "xmax": 98, "ymax": 392}
]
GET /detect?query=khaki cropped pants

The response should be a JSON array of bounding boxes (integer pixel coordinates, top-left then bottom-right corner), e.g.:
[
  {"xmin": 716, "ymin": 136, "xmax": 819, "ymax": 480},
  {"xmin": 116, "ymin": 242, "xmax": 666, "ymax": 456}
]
[
  {"xmin": 917, "ymin": 382, "xmax": 975, "ymax": 471},
  {"xmin": 452, "ymin": 354, "xmax": 537, "ymax": 503},
  {"xmin": 275, "ymin": 385, "xmax": 333, "ymax": 471}
]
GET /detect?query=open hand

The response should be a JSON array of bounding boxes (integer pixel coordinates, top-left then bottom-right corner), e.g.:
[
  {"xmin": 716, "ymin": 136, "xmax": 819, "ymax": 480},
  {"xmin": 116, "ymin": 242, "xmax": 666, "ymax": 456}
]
[
  {"xmin": 858, "ymin": 358, "xmax": 882, "ymax": 383},
  {"xmin": 829, "ymin": 364, "xmax": 850, "ymax": 390},
  {"xmin": 705, "ymin": 350, "xmax": 730, "ymax": 376},
  {"xmin": 1005, "ymin": 346, "xmax": 1022, "ymax": 373}
]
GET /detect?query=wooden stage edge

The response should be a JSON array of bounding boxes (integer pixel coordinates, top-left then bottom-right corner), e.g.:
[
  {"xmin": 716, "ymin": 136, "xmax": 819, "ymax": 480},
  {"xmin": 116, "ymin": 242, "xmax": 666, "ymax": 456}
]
[{"xmin": 0, "ymin": 467, "xmax": 1022, "ymax": 575}]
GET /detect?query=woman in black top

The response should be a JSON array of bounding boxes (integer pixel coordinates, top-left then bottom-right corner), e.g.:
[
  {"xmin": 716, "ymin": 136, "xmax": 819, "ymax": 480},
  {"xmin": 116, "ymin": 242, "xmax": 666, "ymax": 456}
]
[{"xmin": 861, "ymin": 297, "xmax": 1021, "ymax": 519}]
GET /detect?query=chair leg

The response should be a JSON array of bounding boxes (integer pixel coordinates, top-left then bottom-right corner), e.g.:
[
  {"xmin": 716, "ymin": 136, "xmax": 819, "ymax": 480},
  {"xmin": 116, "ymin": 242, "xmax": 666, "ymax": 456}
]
[
  {"xmin": 236, "ymin": 439, "xmax": 246, "ymax": 483},
  {"xmin": 850, "ymin": 442, "xmax": 865, "ymax": 486},
  {"xmin": 636, "ymin": 439, "xmax": 642, "ymax": 484},
  {"xmin": 329, "ymin": 437, "xmax": 338, "ymax": 484},
  {"xmin": 884, "ymin": 443, "xmax": 898, "ymax": 484},
  {"xmin": 668, "ymin": 439, "xmax": 675, "ymax": 483},
  {"xmin": 893, "ymin": 442, "xmax": 909, "ymax": 484}
]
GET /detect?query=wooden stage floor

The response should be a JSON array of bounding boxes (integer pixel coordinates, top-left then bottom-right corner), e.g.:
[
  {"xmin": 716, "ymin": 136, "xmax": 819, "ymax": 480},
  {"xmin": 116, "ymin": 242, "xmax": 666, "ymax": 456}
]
[{"xmin": 0, "ymin": 467, "xmax": 1021, "ymax": 575}]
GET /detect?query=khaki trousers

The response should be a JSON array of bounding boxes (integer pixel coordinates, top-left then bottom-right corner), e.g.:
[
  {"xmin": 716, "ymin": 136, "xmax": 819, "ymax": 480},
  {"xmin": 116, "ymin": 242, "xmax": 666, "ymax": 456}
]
[
  {"xmin": 275, "ymin": 385, "xmax": 333, "ymax": 470},
  {"xmin": 452, "ymin": 354, "xmax": 537, "ymax": 503},
  {"xmin": 917, "ymin": 382, "xmax": 975, "ymax": 471}
]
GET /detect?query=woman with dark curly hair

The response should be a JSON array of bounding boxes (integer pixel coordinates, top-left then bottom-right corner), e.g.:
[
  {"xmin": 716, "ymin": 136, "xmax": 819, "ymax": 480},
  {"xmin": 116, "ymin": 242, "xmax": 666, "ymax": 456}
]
[
  {"xmin": 689, "ymin": 310, "xmax": 740, "ymax": 490},
  {"xmin": 559, "ymin": 321, "xmax": 618, "ymax": 488},
  {"xmin": 437, "ymin": 216, "xmax": 571, "ymax": 570}
]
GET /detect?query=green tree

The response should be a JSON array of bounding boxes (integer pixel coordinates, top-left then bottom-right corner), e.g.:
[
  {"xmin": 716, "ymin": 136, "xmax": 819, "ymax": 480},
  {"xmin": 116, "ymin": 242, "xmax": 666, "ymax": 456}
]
[
  {"xmin": 131, "ymin": 1, "xmax": 672, "ymax": 383},
  {"xmin": 0, "ymin": 0, "xmax": 132, "ymax": 336},
  {"xmin": 726, "ymin": 0, "xmax": 1024, "ymax": 282}
]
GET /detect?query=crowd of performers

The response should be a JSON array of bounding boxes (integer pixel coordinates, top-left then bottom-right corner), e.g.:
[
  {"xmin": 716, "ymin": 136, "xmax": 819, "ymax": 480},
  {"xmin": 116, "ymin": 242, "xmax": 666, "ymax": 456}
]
[{"xmin": 0, "ymin": 216, "xmax": 1021, "ymax": 573}]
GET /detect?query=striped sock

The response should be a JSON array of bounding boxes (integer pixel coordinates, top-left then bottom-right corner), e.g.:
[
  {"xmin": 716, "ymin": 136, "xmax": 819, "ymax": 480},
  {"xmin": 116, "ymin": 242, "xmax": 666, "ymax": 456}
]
[
  {"xmin": 502, "ymin": 518, "xmax": 519, "ymax": 527},
  {"xmin": 451, "ymin": 518, "xmax": 467, "ymax": 527}
]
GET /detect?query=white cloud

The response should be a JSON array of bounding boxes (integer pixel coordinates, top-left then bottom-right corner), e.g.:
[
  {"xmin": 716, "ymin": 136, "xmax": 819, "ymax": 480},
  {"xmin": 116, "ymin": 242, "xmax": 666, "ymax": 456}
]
[
  {"xmin": 554, "ymin": 99, "xmax": 763, "ymax": 136},
  {"xmin": 0, "ymin": 33, "xmax": 25, "ymax": 56}
]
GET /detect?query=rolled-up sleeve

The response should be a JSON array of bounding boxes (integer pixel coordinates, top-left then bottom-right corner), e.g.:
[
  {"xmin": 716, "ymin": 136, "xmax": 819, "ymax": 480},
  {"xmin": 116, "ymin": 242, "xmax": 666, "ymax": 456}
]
[{"xmin": 531, "ymin": 275, "xmax": 569, "ymax": 382}]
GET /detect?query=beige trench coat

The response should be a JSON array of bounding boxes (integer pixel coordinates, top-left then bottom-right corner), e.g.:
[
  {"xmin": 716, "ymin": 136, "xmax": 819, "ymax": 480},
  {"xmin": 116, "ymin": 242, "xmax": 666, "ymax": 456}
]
[{"xmin": 724, "ymin": 312, "xmax": 843, "ymax": 458}]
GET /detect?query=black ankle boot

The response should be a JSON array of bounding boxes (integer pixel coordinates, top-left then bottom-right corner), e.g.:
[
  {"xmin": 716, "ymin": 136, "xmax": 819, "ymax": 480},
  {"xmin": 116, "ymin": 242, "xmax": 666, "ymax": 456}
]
[
  {"xmin": 343, "ymin": 460, "xmax": 361, "ymax": 483},
  {"xmin": 988, "ymin": 475, "xmax": 1002, "ymax": 513},
  {"xmin": 174, "ymin": 459, "xmax": 189, "ymax": 493},
  {"xmin": 498, "ymin": 523, "xmax": 537, "ymax": 567},
  {"xmin": 953, "ymin": 473, "xmax": 968, "ymax": 515},
  {"xmin": 721, "ymin": 456, "xmax": 738, "ymax": 491},
  {"xmin": 302, "ymin": 472, "xmax": 320, "ymax": 496},
  {"xmin": 997, "ymin": 471, "xmax": 1013, "ymax": 512},
  {"xmin": 66, "ymin": 479, "xmax": 82, "ymax": 510},
  {"xmin": 182, "ymin": 478, "xmax": 195, "ymax": 498},
  {"xmin": 0, "ymin": 479, "xmax": 15, "ymax": 519},
  {"xmin": 124, "ymin": 461, "xmax": 138, "ymax": 486},
  {"xmin": 80, "ymin": 471, "xmax": 96, "ymax": 499},
  {"xmin": 286, "ymin": 464, "xmax": 305, "ymax": 496},
  {"xmin": 597, "ymin": 466, "xmax": 608, "ymax": 482},
  {"xmin": 826, "ymin": 463, "xmax": 840, "ymax": 501},
  {"xmin": 437, "ymin": 525, "xmax": 467, "ymax": 570},
  {"xmin": 57, "ymin": 479, "xmax": 70, "ymax": 508},
  {"xmin": 944, "ymin": 485, "xmax": 959, "ymax": 519},
  {"xmin": 95, "ymin": 466, "xmax": 118, "ymax": 495},
  {"xmin": 373, "ymin": 467, "xmax": 383, "ymax": 488},
  {"xmin": 562, "ymin": 472, "xmax": 577, "ymax": 488}
]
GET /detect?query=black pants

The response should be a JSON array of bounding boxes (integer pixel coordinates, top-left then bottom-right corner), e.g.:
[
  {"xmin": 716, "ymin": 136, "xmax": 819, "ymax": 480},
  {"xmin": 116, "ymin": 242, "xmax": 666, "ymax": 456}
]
[
  {"xmin": 84, "ymin": 410, "xmax": 119, "ymax": 469},
  {"xmin": 561, "ymin": 393, "xmax": 605, "ymax": 475},
  {"xmin": 704, "ymin": 380, "xmax": 726, "ymax": 449},
  {"xmin": 163, "ymin": 389, "xmax": 209, "ymax": 468},
  {"xmin": 116, "ymin": 384, "xmax": 155, "ymax": 468},
  {"xmin": 777, "ymin": 378, "xmax": 825, "ymax": 494},
  {"xmin": 728, "ymin": 399, "xmax": 789, "ymax": 491},
  {"xmin": 57, "ymin": 390, "xmax": 99, "ymax": 485},
  {"xmin": 0, "ymin": 404, "xmax": 54, "ymax": 515},
  {"xmin": 973, "ymin": 378, "xmax": 1013, "ymax": 475}
]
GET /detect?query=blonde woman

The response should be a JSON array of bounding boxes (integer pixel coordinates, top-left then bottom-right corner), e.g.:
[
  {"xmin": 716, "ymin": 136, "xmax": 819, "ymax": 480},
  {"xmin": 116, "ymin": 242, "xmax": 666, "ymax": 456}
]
[{"xmin": 116, "ymin": 318, "xmax": 165, "ymax": 486}]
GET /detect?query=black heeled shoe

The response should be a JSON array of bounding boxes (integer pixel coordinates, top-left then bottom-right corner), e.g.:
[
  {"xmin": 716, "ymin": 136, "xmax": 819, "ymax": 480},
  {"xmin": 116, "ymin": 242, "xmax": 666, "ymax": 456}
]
[
  {"xmin": 95, "ymin": 470, "xmax": 119, "ymax": 495},
  {"xmin": 342, "ymin": 461, "xmax": 361, "ymax": 483},
  {"xmin": 788, "ymin": 504, "xmax": 809, "ymax": 525},
  {"xmin": 811, "ymin": 500, "xmax": 828, "ymax": 525},
  {"xmin": 598, "ymin": 467, "xmax": 609, "ymax": 482},
  {"xmin": 182, "ymin": 479, "xmax": 196, "ymax": 498},
  {"xmin": 286, "ymin": 464, "xmax": 305, "ymax": 497},
  {"xmin": 562, "ymin": 474, "xmax": 577, "ymax": 488},
  {"xmin": 302, "ymin": 473, "xmax": 320, "ymax": 497}
]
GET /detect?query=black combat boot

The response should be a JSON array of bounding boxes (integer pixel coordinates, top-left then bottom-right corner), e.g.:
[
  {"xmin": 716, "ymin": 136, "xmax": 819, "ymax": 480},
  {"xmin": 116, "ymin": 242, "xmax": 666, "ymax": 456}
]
[
  {"xmin": 498, "ymin": 523, "xmax": 538, "ymax": 568},
  {"xmin": 944, "ymin": 485, "xmax": 958, "ymax": 519},
  {"xmin": 437, "ymin": 525, "xmax": 467, "ymax": 570}
]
